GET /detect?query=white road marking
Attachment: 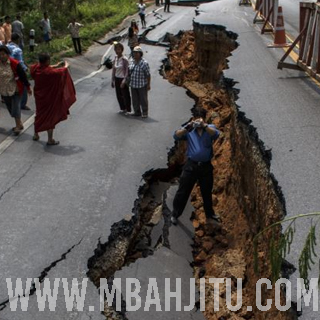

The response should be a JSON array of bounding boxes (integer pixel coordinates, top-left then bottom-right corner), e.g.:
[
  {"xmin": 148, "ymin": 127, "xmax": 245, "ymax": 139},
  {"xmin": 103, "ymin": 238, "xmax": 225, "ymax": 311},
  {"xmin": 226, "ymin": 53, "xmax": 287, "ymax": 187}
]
[{"xmin": 0, "ymin": 115, "xmax": 35, "ymax": 155}]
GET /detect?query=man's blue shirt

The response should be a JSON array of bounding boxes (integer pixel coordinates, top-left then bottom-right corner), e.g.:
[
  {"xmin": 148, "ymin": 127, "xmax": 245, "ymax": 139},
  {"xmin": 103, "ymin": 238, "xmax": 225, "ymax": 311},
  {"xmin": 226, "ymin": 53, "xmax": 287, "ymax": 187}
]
[{"xmin": 174, "ymin": 125, "xmax": 220, "ymax": 162}]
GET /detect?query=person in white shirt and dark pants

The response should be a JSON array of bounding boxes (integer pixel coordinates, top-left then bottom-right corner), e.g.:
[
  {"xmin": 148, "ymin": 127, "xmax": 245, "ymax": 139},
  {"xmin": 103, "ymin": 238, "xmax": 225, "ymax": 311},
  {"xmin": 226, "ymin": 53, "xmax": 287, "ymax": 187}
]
[
  {"xmin": 67, "ymin": 18, "xmax": 83, "ymax": 54},
  {"xmin": 111, "ymin": 42, "xmax": 131, "ymax": 114}
]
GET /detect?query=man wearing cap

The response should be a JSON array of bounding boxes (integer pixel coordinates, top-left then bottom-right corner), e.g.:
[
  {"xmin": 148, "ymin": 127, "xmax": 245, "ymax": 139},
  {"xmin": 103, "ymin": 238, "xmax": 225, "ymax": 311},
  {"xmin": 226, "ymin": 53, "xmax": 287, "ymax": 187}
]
[
  {"xmin": 171, "ymin": 107, "xmax": 221, "ymax": 228},
  {"xmin": 128, "ymin": 46, "xmax": 151, "ymax": 118}
]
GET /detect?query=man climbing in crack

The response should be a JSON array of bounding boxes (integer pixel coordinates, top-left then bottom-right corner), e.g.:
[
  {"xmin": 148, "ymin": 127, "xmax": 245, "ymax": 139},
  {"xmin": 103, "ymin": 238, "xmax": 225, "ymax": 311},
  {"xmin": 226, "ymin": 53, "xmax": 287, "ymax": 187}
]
[{"xmin": 171, "ymin": 107, "xmax": 221, "ymax": 229}]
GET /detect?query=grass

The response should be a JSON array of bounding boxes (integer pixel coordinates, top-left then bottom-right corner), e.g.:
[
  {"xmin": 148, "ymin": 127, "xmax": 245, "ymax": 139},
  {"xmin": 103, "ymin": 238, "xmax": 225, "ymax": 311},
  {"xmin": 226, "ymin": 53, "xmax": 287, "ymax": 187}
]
[{"xmin": 23, "ymin": 0, "xmax": 138, "ymax": 65}]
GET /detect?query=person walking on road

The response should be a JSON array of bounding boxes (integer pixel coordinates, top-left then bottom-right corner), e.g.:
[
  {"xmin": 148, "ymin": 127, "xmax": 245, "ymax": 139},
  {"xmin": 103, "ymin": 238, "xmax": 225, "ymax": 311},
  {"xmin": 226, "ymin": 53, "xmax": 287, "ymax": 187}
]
[
  {"xmin": 137, "ymin": 0, "xmax": 147, "ymax": 29},
  {"xmin": 111, "ymin": 42, "xmax": 131, "ymax": 114},
  {"xmin": 164, "ymin": 0, "xmax": 171, "ymax": 12},
  {"xmin": 3, "ymin": 16, "xmax": 12, "ymax": 44},
  {"xmin": 170, "ymin": 108, "xmax": 221, "ymax": 227},
  {"xmin": 127, "ymin": 24, "xmax": 139, "ymax": 57},
  {"xmin": 7, "ymin": 33, "xmax": 30, "ymax": 110},
  {"xmin": 67, "ymin": 18, "xmax": 83, "ymax": 54},
  {"xmin": 31, "ymin": 53, "xmax": 76, "ymax": 145},
  {"xmin": 128, "ymin": 46, "xmax": 150, "ymax": 118},
  {"xmin": 39, "ymin": 12, "xmax": 52, "ymax": 43},
  {"xmin": 12, "ymin": 15, "xmax": 24, "ymax": 49},
  {"xmin": 0, "ymin": 45, "xmax": 31, "ymax": 134}
]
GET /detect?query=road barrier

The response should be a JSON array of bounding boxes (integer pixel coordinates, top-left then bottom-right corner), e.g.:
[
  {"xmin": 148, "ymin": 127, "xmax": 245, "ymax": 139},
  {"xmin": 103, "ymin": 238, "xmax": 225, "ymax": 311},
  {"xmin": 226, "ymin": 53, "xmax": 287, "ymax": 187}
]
[
  {"xmin": 278, "ymin": 2, "xmax": 320, "ymax": 81},
  {"xmin": 239, "ymin": 0, "xmax": 252, "ymax": 6},
  {"xmin": 268, "ymin": 6, "xmax": 290, "ymax": 48},
  {"xmin": 253, "ymin": 0, "xmax": 279, "ymax": 34}
]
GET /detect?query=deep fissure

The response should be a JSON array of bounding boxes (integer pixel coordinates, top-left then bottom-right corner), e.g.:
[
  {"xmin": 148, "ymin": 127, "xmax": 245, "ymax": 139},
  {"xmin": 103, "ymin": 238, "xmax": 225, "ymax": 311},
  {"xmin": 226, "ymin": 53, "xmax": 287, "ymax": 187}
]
[{"xmin": 87, "ymin": 20, "xmax": 298, "ymax": 320}]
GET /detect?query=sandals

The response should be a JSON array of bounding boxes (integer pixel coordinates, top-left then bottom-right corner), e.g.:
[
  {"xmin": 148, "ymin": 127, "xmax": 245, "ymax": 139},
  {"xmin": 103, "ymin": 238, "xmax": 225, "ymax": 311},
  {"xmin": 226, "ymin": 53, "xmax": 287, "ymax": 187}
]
[
  {"xmin": 33, "ymin": 134, "xmax": 59, "ymax": 146},
  {"xmin": 46, "ymin": 140, "xmax": 60, "ymax": 146},
  {"xmin": 12, "ymin": 127, "xmax": 24, "ymax": 135}
]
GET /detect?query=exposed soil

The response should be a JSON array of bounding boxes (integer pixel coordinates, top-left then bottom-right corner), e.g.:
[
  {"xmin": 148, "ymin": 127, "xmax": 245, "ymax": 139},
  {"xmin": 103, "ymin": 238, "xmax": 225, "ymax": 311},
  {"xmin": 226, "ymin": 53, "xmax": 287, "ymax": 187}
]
[{"xmin": 164, "ymin": 30, "xmax": 295, "ymax": 319}]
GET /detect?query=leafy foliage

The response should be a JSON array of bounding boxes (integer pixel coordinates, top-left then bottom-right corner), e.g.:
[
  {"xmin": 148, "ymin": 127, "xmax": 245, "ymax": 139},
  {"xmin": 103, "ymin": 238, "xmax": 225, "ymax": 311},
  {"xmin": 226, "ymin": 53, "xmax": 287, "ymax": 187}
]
[
  {"xmin": 253, "ymin": 213, "xmax": 320, "ymax": 289},
  {"xmin": 299, "ymin": 225, "xmax": 318, "ymax": 290},
  {"xmin": 0, "ymin": 0, "xmax": 137, "ymax": 64}
]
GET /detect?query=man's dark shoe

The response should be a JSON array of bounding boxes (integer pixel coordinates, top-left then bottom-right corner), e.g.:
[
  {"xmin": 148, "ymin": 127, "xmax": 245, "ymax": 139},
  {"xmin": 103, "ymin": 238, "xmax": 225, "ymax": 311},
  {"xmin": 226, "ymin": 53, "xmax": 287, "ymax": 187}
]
[
  {"xmin": 205, "ymin": 216, "xmax": 222, "ymax": 234},
  {"xmin": 209, "ymin": 215, "xmax": 221, "ymax": 223},
  {"xmin": 21, "ymin": 106, "xmax": 31, "ymax": 110},
  {"xmin": 171, "ymin": 216, "xmax": 178, "ymax": 226}
]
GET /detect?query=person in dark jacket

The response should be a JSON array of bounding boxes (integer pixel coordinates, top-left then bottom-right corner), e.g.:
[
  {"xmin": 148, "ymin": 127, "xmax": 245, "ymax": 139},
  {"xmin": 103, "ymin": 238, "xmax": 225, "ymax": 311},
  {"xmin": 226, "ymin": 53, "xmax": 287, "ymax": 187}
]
[{"xmin": 0, "ymin": 45, "xmax": 31, "ymax": 134}]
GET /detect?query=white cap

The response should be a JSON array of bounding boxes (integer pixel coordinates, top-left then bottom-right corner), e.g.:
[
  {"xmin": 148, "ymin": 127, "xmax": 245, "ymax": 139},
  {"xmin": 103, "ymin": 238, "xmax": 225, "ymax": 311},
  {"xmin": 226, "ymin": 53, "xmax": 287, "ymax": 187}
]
[{"xmin": 133, "ymin": 46, "xmax": 143, "ymax": 53}]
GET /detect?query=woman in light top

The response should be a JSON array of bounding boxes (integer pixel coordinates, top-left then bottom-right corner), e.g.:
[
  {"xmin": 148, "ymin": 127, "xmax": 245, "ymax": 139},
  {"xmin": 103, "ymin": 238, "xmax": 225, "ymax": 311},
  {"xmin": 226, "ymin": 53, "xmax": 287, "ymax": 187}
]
[
  {"xmin": 137, "ymin": 0, "xmax": 146, "ymax": 29},
  {"xmin": 111, "ymin": 42, "xmax": 131, "ymax": 114}
]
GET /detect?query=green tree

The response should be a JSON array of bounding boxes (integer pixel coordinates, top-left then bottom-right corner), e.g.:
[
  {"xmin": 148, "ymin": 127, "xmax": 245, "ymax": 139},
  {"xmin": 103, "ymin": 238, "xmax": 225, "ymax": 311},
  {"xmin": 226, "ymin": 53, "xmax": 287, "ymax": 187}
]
[
  {"xmin": 1, "ymin": 0, "xmax": 11, "ymax": 16},
  {"xmin": 15, "ymin": 0, "xmax": 38, "ymax": 12}
]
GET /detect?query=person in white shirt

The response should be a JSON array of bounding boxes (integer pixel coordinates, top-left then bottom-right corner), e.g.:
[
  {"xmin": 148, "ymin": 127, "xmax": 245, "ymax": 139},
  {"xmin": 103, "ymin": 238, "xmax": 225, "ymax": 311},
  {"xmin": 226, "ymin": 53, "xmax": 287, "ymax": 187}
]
[
  {"xmin": 111, "ymin": 42, "xmax": 131, "ymax": 114},
  {"xmin": 39, "ymin": 12, "xmax": 51, "ymax": 43},
  {"xmin": 67, "ymin": 18, "xmax": 84, "ymax": 54},
  {"xmin": 137, "ymin": 0, "xmax": 146, "ymax": 28}
]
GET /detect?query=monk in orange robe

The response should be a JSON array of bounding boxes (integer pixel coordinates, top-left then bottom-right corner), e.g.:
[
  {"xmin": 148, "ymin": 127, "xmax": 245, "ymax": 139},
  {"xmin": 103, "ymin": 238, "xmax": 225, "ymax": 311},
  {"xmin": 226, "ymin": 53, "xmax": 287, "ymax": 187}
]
[{"xmin": 30, "ymin": 53, "xmax": 76, "ymax": 145}]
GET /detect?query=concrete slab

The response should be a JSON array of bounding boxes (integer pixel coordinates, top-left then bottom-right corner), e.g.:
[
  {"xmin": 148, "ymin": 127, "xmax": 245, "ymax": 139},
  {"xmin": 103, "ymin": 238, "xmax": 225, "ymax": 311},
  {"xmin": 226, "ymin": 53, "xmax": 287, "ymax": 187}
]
[
  {"xmin": 167, "ymin": 185, "xmax": 195, "ymax": 263},
  {"xmin": 115, "ymin": 247, "xmax": 204, "ymax": 320}
]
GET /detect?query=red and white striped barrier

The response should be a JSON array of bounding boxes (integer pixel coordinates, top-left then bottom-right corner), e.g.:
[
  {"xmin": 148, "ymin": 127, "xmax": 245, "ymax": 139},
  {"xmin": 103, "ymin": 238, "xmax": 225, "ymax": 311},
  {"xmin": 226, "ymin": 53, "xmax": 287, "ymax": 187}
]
[{"xmin": 268, "ymin": 6, "xmax": 290, "ymax": 47}]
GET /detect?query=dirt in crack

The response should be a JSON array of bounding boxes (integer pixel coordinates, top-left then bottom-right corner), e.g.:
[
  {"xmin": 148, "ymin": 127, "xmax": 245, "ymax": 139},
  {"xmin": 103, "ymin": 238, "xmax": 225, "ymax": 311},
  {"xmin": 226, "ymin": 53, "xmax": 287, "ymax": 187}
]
[{"xmin": 87, "ymin": 28, "xmax": 297, "ymax": 320}]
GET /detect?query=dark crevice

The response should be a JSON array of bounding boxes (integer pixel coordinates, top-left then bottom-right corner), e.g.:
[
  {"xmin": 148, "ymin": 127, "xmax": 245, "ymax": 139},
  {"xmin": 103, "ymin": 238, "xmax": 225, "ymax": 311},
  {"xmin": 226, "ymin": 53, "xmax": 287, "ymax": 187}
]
[{"xmin": 0, "ymin": 239, "xmax": 82, "ymax": 311}]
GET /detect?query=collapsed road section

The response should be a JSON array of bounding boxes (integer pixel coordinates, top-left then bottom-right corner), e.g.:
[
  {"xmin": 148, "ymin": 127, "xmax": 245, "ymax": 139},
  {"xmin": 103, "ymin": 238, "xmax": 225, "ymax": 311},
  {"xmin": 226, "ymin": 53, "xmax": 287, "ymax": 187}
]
[{"xmin": 86, "ymin": 16, "xmax": 298, "ymax": 320}]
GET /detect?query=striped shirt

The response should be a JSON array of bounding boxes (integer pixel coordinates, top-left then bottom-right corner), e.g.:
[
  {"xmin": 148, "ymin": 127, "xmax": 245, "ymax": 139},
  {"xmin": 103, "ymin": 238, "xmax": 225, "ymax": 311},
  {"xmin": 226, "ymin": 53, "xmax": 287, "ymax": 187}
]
[{"xmin": 129, "ymin": 58, "xmax": 150, "ymax": 88}]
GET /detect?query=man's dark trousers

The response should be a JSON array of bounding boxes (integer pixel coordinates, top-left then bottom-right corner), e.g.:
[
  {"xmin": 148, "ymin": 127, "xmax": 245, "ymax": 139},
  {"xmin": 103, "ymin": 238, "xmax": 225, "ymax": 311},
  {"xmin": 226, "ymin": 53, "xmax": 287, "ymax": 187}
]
[
  {"xmin": 72, "ymin": 37, "xmax": 82, "ymax": 54},
  {"xmin": 164, "ymin": 0, "xmax": 170, "ymax": 12},
  {"xmin": 172, "ymin": 159, "xmax": 215, "ymax": 219}
]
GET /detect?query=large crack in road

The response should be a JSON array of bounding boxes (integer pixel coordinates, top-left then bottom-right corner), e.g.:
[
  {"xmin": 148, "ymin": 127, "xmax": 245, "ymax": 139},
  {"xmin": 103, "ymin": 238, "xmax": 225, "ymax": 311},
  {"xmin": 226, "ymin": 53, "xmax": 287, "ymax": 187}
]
[
  {"xmin": 85, "ymin": 18, "xmax": 298, "ymax": 320},
  {"xmin": 0, "ymin": 6, "xmax": 300, "ymax": 319}
]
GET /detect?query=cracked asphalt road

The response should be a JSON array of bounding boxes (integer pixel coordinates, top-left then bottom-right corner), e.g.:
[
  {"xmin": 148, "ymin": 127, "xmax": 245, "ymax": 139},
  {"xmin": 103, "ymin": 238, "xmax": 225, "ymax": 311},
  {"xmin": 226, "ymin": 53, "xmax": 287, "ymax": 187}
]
[
  {"xmin": 1, "ymin": 1, "xmax": 320, "ymax": 319},
  {"xmin": 0, "ymin": 5, "xmax": 196, "ymax": 319}
]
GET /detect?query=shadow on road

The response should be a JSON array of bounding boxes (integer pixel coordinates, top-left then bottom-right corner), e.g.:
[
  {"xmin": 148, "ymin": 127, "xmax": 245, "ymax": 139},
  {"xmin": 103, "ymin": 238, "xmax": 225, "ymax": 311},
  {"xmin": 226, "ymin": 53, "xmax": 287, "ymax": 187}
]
[{"xmin": 43, "ymin": 144, "xmax": 85, "ymax": 156}]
